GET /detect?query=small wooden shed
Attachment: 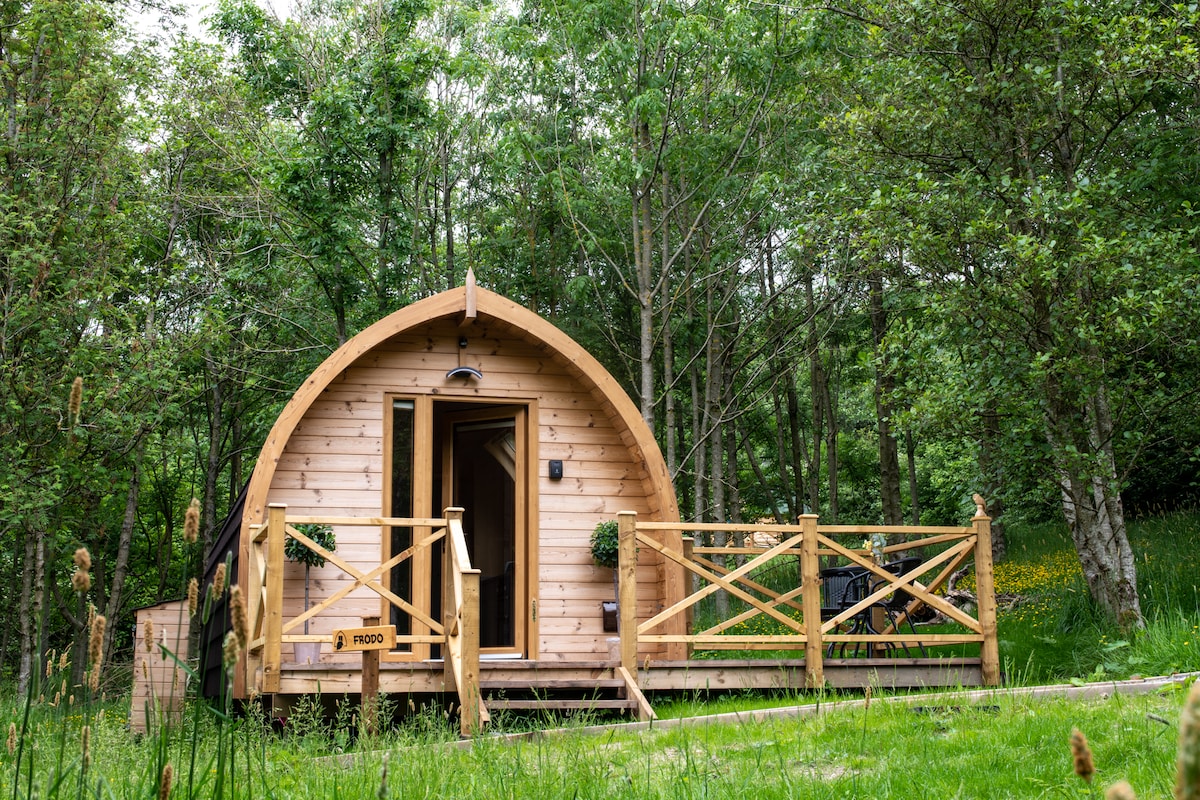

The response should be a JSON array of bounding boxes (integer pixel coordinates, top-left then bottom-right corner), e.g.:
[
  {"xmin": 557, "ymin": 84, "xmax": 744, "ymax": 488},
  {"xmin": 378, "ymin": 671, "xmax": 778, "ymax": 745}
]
[
  {"xmin": 235, "ymin": 276, "xmax": 686, "ymax": 702},
  {"xmin": 130, "ymin": 600, "xmax": 189, "ymax": 734}
]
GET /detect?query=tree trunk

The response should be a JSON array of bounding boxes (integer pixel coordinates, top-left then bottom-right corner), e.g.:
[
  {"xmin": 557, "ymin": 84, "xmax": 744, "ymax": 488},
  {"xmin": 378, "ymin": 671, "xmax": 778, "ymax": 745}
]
[
  {"xmin": 102, "ymin": 443, "xmax": 144, "ymax": 671},
  {"xmin": 1051, "ymin": 381, "xmax": 1141, "ymax": 628},
  {"xmin": 705, "ymin": 283, "xmax": 728, "ymax": 618},
  {"xmin": 442, "ymin": 138, "xmax": 455, "ymax": 291},
  {"xmin": 805, "ymin": 272, "xmax": 825, "ymax": 515},
  {"xmin": 203, "ymin": 348, "xmax": 224, "ymax": 573},
  {"xmin": 688, "ymin": 289, "xmax": 706, "ymax": 523},
  {"xmin": 905, "ymin": 429, "xmax": 921, "ymax": 525},
  {"xmin": 869, "ymin": 272, "xmax": 903, "ymax": 525},
  {"xmin": 17, "ymin": 526, "xmax": 45, "ymax": 697},
  {"xmin": 978, "ymin": 405, "xmax": 1008, "ymax": 560},
  {"xmin": 824, "ymin": 370, "xmax": 839, "ymax": 522}
]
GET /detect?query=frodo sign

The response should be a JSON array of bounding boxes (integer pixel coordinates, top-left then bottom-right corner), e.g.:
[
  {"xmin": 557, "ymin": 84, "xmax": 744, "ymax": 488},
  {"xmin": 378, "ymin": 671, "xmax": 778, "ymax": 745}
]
[{"xmin": 332, "ymin": 625, "xmax": 397, "ymax": 652}]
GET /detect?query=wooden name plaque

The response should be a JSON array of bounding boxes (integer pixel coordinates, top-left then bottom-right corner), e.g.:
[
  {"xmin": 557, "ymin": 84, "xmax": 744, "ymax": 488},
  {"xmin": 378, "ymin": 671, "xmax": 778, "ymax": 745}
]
[{"xmin": 332, "ymin": 625, "xmax": 397, "ymax": 652}]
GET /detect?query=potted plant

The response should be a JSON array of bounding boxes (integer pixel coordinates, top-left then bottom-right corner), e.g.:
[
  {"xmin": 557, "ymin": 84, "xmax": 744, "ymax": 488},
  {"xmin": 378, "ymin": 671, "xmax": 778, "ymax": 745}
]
[
  {"xmin": 285, "ymin": 523, "xmax": 335, "ymax": 664},
  {"xmin": 591, "ymin": 520, "xmax": 620, "ymax": 632}
]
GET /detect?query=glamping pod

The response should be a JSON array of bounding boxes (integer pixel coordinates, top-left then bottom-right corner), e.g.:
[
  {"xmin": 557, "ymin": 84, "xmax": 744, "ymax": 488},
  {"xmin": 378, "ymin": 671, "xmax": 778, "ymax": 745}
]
[{"xmin": 235, "ymin": 276, "xmax": 686, "ymax": 707}]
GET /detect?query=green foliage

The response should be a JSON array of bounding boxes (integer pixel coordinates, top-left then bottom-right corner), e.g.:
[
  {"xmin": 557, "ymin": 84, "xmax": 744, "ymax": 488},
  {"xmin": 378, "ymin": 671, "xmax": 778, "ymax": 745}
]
[
  {"xmin": 589, "ymin": 520, "xmax": 619, "ymax": 570},
  {"xmin": 284, "ymin": 524, "xmax": 336, "ymax": 568}
]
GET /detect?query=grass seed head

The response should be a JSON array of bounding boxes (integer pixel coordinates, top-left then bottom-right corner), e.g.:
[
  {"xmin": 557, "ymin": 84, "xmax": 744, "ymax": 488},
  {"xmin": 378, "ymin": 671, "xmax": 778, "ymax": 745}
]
[
  {"xmin": 73, "ymin": 547, "xmax": 91, "ymax": 572},
  {"xmin": 69, "ymin": 377, "xmax": 82, "ymax": 424},
  {"xmin": 89, "ymin": 615, "xmax": 106, "ymax": 668},
  {"xmin": 1072, "ymin": 727, "xmax": 1096, "ymax": 783},
  {"xmin": 187, "ymin": 578, "xmax": 198, "ymax": 617},
  {"xmin": 222, "ymin": 632, "xmax": 239, "ymax": 674},
  {"xmin": 184, "ymin": 498, "xmax": 200, "ymax": 544},
  {"xmin": 159, "ymin": 763, "xmax": 173, "ymax": 800},
  {"xmin": 1107, "ymin": 780, "xmax": 1137, "ymax": 799},
  {"xmin": 72, "ymin": 569, "xmax": 91, "ymax": 594},
  {"xmin": 88, "ymin": 614, "xmax": 106, "ymax": 691},
  {"xmin": 81, "ymin": 725, "xmax": 90, "ymax": 772},
  {"xmin": 143, "ymin": 619, "xmax": 155, "ymax": 653},
  {"xmin": 211, "ymin": 563, "xmax": 226, "ymax": 599},
  {"xmin": 230, "ymin": 585, "xmax": 248, "ymax": 650},
  {"xmin": 1177, "ymin": 680, "xmax": 1200, "ymax": 800},
  {"xmin": 6, "ymin": 722, "xmax": 14, "ymax": 755}
]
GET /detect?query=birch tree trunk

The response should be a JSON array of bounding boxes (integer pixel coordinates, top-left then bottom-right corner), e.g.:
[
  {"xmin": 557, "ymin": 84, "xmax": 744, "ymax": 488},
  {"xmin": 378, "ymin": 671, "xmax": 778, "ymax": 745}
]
[{"xmin": 17, "ymin": 527, "xmax": 45, "ymax": 696}]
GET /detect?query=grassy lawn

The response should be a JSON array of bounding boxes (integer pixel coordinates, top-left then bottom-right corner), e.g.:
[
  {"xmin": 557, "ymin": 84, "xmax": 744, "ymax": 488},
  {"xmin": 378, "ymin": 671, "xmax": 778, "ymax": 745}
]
[
  {"xmin": 997, "ymin": 511, "xmax": 1200, "ymax": 684},
  {"xmin": 1, "ymin": 681, "xmax": 1191, "ymax": 798},
  {"xmin": 3, "ymin": 512, "xmax": 1199, "ymax": 798}
]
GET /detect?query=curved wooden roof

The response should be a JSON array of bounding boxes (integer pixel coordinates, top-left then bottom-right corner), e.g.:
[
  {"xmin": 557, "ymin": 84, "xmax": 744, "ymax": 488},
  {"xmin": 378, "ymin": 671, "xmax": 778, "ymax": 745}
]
[{"xmin": 241, "ymin": 284, "xmax": 679, "ymax": 528}]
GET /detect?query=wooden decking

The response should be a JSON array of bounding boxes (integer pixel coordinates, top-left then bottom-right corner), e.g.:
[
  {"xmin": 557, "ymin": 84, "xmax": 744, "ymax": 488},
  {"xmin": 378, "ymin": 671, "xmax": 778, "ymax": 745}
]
[{"xmin": 243, "ymin": 507, "xmax": 999, "ymax": 735}]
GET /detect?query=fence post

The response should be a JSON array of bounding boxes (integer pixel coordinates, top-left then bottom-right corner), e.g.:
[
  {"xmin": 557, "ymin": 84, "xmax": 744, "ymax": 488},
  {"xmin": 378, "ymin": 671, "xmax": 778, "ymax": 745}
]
[
  {"xmin": 973, "ymin": 509, "xmax": 1001, "ymax": 686},
  {"xmin": 444, "ymin": 507, "xmax": 482, "ymax": 736},
  {"xmin": 799, "ymin": 514, "xmax": 824, "ymax": 688},
  {"xmin": 682, "ymin": 536, "xmax": 695, "ymax": 658},
  {"xmin": 361, "ymin": 615, "xmax": 380, "ymax": 735},
  {"xmin": 618, "ymin": 511, "xmax": 639, "ymax": 678},
  {"xmin": 263, "ymin": 503, "xmax": 286, "ymax": 694}
]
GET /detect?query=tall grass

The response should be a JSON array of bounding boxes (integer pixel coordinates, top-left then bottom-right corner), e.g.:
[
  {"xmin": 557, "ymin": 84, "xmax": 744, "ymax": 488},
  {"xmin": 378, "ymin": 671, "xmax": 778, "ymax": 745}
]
[
  {"xmin": 4, "ymin": 675, "xmax": 1196, "ymax": 798},
  {"xmin": 4, "ymin": 511, "xmax": 1200, "ymax": 798}
]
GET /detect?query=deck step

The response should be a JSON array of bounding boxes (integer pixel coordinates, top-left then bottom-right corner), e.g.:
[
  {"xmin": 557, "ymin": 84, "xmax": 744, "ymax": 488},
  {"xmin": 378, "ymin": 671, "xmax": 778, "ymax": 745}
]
[
  {"xmin": 481, "ymin": 678, "xmax": 626, "ymax": 691},
  {"xmin": 486, "ymin": 698, "xmax": 638, "ymax": 711},
  {"xmin": 478, "ymin": 667, "xmax": 644, "ymax": 718}
]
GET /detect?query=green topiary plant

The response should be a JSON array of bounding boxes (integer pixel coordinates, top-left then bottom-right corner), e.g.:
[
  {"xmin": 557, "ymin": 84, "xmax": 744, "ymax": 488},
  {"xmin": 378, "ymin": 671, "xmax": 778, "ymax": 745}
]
[
  {"xmin": 286, "ymin": 523, "xmax": 335, "ymax": 636},
  {"xmin": 590, "ymin": 520, "xmax": 619, "ymax": 570}
]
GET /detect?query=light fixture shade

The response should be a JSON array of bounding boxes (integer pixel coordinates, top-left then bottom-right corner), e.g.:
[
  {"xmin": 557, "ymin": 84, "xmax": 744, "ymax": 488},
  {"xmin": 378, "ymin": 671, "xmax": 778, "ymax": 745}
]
[{"xmin": 446, "ymin": 366, "xmax": 483, "ymax": 380}]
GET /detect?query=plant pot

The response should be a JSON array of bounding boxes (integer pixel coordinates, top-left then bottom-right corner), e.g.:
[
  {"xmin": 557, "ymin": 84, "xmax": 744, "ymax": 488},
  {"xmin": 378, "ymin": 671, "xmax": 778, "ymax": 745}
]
[{"xmin": 293, "ymin": 641, "xmax": 321, "ymax": 665}]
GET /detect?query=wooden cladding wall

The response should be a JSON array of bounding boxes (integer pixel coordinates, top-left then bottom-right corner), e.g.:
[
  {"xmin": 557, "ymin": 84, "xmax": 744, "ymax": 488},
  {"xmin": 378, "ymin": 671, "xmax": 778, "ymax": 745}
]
[
  {"xmin": 130, "ymin": 601, "xmax": 189, "ymax": 734},
  {"xmin": 262, "ymin": 316, "xmax": 669, "ymax": 664}
]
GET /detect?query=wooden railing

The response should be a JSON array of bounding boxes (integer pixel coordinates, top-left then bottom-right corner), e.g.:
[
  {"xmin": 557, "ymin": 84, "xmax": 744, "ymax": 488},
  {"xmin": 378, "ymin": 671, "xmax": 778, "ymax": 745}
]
[
  {"xmin": 618, "ymin": 511, "xmax": 1000, "ymax": 689},
  {"xmin": 245, "ymin": 504, "xmax": 487, "ymax": 734}
]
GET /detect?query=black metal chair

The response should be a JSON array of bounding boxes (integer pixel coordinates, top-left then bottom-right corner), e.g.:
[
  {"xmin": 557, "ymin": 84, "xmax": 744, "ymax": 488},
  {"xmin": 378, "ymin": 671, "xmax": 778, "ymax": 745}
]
[
  {"xmin": 869, "ymin": 556, "xmax": 927, "ymax": 657},
  {"xmin": 820, "ymin": 566, "xmax": 872, "ymax": 657}
]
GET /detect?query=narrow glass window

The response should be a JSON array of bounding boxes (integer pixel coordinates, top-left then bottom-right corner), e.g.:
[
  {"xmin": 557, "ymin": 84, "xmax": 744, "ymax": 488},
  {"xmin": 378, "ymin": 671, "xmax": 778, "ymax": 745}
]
[{"xmin": 389, "ymin": 399, "xmax": 414, "ymax": 645}]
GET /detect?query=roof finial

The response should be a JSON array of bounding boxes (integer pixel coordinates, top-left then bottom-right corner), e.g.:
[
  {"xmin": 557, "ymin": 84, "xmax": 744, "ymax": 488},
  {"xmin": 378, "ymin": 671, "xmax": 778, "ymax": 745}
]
[{"xmin": 461, "ymin": 267, "xmax": 477, "ymax": 326}]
